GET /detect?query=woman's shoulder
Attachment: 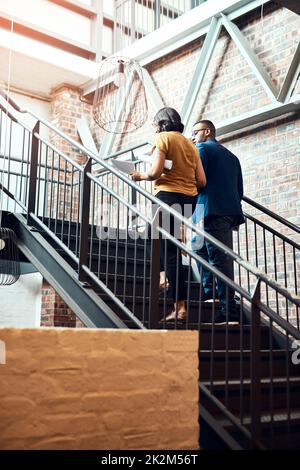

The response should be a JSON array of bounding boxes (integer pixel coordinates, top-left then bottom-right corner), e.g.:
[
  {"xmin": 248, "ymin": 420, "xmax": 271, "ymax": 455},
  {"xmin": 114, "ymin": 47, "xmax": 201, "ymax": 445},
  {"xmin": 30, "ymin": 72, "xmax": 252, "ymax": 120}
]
[{"xmin": 155, "ymin": 131, "xmax": 169, "ymax": 142}]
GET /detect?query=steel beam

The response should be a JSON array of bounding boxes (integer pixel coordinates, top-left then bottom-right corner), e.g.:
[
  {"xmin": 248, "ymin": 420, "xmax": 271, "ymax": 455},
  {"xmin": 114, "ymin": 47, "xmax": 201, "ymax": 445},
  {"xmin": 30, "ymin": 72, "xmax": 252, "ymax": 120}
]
[
  {"xmin": 76, "ymin": 117, "xmax": 98, "ymax": 154},
  {"xmin": 83, "ymin": 0, "xmax": 271, "ymax": 95},
  {"xmin": 136, "ymin": 0, "xmax": 270, "ymax": 66},
  {"xmin": 216, "ymin": 94, "xmax": 300, "ymax": 136},
  {"xmin": 277, "ymin": 41, "xmax": 300, "ymax": 103},
  {"xmin": 142, "ymin": 67, "xmax": 165, "ymax": 112},
  {"xmin": 221, "ymin": 13, "xmax": 278, "ymax": 102},
  {"xmin": 181, "ymin": 16, "xmax": 222, "ymax": 127}
]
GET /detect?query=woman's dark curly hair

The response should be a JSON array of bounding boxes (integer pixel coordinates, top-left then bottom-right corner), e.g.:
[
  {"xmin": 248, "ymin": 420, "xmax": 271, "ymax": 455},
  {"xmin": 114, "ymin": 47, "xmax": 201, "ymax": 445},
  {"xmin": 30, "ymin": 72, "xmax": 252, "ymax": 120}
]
[{"xmin": 153, "ymin": 107, "xmax": 184, "ymax": 133}]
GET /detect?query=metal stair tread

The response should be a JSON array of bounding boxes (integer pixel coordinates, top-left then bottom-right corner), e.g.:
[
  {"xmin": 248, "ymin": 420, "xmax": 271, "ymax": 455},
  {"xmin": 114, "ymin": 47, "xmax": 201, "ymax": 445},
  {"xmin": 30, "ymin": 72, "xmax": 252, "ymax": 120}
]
[
  {"xmin": 201, "ymin": 376, "xmax": 300, "ymax": 387},
  {"xmin": 218, "ymin": 409, "xmax": 300, "ymax": 427},
  {"xmin": 99, "ymin": 292, "xmax": 221, "ymax": 305},
  {"xmin": 45, "ymin": 232, "xmax": 148, "ymax": 247},
  {"xmin": 53, "ymin": 250, "xmax": 150, "ymax": 265},
  {"xmin": 200, "ymin": 349, "xmax": 288, "ymax": 355}
]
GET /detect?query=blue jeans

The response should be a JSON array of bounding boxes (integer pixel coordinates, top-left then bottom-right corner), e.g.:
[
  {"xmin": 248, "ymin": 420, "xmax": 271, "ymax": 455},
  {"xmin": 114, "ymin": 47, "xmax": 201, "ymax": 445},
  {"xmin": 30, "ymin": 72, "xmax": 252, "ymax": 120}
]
[{"xmin": 193, "ymin": 215, "xmax": 240, "ymax": 315}]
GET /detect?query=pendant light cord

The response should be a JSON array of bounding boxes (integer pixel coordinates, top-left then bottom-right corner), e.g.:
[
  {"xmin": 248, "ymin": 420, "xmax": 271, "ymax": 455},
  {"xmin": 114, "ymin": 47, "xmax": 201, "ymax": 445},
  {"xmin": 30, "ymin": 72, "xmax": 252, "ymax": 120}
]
[{"xmin": 0, "ymin": 17, "xmax": 14, "ymax": 228}]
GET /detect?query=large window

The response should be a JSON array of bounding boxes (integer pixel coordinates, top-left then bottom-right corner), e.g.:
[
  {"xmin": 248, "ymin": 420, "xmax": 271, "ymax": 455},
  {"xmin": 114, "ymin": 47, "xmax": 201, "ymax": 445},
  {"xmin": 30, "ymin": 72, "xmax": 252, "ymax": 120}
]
[{"xmin": 112, "ymin": 0, "xmax": 208, "ymax": 52}]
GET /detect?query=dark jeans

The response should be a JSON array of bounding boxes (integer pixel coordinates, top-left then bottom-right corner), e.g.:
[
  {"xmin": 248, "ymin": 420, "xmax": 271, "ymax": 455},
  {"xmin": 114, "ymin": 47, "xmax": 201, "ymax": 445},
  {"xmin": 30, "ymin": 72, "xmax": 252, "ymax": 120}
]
[
  {"xmin": 149, "ymin": 191, "xmax": 197, "ymax": 302},
  {"xmin": 195, "ymin": 215, "xmax": 240, "ymax": 314}
]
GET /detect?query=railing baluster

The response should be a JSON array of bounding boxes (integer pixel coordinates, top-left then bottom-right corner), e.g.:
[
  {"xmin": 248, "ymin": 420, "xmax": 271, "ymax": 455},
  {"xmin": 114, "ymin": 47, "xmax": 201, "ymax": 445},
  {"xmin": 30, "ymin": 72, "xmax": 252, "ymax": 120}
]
[
  {"xmin": 78, "ymin": 158, "xmax": 91, "ymax": 282},
  {"xmin": 60, "ymin": 159, "xmax": 66, "ymax": 239},
  {"xmin": 293, "ymin": 247, "xmax": 299, "ymax": 329},
  {"xmin": 154, "ymin": 0, "xmax": 161, "ymax": 29},
  {"xmin": 269, "ymin": 319, "xmax": 274, "ymax": 447},
  {"xmin": 19, "ymin": 127, "xmax": 25, "ymax": 204},
  {"xmin": 250, "ymin": 280, "xmax": 262, "ymax": 448},
  {"xmin": 27, "ymin": 121, "xmax": 40, "ymax": 223},
  {"xmin": 149, "ymin": 208, "xmax": 161, "ymax": 329}
]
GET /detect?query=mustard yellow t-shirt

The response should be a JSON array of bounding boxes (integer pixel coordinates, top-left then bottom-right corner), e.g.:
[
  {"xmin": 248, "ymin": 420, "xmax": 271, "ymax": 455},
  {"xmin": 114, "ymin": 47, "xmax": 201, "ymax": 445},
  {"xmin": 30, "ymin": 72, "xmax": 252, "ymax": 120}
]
[{"xmin": 152, "ymin": 131, "xmax": 199, "ymax": 197}]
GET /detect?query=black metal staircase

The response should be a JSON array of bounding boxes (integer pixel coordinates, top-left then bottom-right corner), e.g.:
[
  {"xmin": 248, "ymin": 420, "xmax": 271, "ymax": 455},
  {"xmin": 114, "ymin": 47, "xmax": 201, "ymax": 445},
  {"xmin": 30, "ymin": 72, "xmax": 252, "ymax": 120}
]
[{"xmin": 0, "ymin": 89, "xmax": 300, "ymax": 449}]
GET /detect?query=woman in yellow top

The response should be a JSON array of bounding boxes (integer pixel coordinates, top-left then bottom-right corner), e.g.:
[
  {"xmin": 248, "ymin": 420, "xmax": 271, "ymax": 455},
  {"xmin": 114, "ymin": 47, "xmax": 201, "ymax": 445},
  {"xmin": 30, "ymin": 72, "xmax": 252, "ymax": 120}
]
[{"xmin": 131, "ymin": 107, "xmax": 206, "ymax": 321}]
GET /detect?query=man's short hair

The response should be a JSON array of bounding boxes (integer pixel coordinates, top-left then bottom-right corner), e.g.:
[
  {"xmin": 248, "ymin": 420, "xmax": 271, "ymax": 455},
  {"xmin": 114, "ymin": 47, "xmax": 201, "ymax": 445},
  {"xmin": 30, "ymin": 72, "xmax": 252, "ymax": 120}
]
[{"xmin": 194, "ymin": 119, "xmax": 216, "ymax": 136}]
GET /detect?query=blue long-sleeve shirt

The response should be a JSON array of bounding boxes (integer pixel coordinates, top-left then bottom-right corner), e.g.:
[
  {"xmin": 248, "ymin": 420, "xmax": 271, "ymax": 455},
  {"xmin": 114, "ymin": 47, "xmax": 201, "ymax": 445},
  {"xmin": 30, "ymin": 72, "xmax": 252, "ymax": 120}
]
[{"xmin": 194, "ymin": 139, "xmax": 244, "ymax": 225}]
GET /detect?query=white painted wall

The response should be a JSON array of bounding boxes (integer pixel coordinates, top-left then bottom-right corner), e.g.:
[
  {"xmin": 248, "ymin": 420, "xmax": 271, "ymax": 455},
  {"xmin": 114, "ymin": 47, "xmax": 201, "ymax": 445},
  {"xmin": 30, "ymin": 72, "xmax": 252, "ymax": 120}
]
[
  {"xmin": 10, "ymin": 91, "xmax": 51, "ymax": 130},
  {"xmin": 0, "ymin": 273, "xmax": 43, "ymax": 327}
]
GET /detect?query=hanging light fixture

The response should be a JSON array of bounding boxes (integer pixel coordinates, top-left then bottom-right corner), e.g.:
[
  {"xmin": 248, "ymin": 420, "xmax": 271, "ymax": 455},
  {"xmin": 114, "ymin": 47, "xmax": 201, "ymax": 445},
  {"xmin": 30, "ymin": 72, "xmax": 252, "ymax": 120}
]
[
  {"xmin": 92, "ymin": 56, "xmax": 148, "ymax": 134},
  {"xmin": 0, "ymin": 228, "xmax": 20, "ymax": 285}
]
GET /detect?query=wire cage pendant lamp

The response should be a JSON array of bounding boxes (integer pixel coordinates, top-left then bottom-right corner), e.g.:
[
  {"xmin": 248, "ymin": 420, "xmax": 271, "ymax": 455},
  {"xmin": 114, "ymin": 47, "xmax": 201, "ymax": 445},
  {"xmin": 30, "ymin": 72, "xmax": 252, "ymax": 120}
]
[
  {"xmin": 0, "ymin": 227, "xmax": 20, "ymax": 286},
  {"xmin": 92, "ymin": 56, "xmax": 148, "ymax": 134}
]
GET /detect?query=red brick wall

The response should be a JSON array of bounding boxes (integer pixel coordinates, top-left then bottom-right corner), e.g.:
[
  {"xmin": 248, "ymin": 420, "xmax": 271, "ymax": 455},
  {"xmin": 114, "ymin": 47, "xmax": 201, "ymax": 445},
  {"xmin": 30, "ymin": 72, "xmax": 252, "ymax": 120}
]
[{"xmin": 41, "ymin": 280, "xmax": 76, "ymax": 327}]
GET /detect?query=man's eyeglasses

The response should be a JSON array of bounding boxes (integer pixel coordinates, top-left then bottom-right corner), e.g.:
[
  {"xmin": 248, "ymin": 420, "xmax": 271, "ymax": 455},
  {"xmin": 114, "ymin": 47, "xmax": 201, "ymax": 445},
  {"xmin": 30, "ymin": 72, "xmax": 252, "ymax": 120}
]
[{"xmin": 191, "ymin": 128, "xmax": 208, "ymax": 136}]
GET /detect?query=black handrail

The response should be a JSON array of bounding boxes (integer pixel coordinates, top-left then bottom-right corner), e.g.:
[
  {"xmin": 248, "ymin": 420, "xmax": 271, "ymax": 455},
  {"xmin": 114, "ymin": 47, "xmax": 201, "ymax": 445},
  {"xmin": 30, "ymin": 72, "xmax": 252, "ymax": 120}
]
[
  {"xmin": 244, "ymin": 212, "xmax": 300, "ymax": 250},
  {"xmin": 243, "ymin": 195, "xmax": 300, "ymax": 235}
]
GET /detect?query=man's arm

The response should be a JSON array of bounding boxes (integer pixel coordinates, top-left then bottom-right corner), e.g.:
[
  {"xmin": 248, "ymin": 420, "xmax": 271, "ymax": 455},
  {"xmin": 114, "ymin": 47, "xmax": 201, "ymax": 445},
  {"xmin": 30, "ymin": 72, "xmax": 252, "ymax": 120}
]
[
  {"xmin": 197, "ymin": 144, "xmax": 209, "ymax": 174},
  {"xmin": 238, "ymin": 162, "xmax": 244, "ymax": 200},
  {"xmin": 195, "ymin": 157, "xmax": 206, "ymax": 189}
]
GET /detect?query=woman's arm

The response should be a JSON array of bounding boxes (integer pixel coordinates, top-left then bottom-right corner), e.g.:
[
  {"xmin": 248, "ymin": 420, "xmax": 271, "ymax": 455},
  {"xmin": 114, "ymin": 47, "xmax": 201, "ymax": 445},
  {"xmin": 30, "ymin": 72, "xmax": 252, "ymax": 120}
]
[
  {"xmin": 131, "ymin": 148, "xmax": 166, "ymax": 181},
  {"xmin": 195, "ymin": 157, "xmax": 206, "ymax": 189}
]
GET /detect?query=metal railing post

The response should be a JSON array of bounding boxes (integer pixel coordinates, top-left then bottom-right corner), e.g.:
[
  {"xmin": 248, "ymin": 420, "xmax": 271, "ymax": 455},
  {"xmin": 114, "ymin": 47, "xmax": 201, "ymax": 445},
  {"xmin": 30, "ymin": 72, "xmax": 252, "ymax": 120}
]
[
  {"xmin": 131, "ymin": 0, "xmax": 136, "ymax": 43},
  {"xmin": 78, "ymin": 158, "xmax": 92, "ymax": 282},
  {"xmin": 250, "ymin": 279, "xmax": 262, "ymax": 447},
  {"xmin": 27, "ymin": 121, "xmax": 40, "ymax": 223},
  {"xmin": 154, "ymin": 0, "xmax": 161, "ymax": 30},
  {"xmin": 149, "ymin": 208, "xmax": 161, "ymax": 329},
  {"xmin": 131, "ymin": 150, "xmax": 137, "ymax": 227}
]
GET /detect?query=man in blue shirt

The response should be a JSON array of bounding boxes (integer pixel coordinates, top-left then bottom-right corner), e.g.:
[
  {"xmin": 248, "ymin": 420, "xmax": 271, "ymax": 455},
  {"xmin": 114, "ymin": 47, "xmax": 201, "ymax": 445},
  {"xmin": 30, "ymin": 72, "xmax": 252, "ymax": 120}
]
[{"xmin": 191, "ymin": 120, "xmax": 244, "ymax": 323}]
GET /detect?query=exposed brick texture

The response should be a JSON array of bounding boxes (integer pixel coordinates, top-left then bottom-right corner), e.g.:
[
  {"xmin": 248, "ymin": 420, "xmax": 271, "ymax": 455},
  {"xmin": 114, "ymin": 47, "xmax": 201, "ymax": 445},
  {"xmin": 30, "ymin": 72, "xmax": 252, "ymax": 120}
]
[
  {"xmin": 41, "ymin": 280, "xmax": 85, "ymax": 328},
  {"xmin": 0, "ymin": 328, "xmax": 199, "ymax": 450}
]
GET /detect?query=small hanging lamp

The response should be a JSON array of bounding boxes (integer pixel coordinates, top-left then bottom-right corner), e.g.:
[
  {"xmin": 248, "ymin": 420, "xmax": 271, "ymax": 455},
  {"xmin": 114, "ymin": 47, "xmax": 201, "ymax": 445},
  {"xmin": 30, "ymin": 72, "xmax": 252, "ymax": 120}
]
[
  {"xmin": 0, "ymin": 228, "xmax": 20, "ymax": 285},
  {"xmin": 93, "ymin": 56, "xmax": 148, "ymax": 134}
]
